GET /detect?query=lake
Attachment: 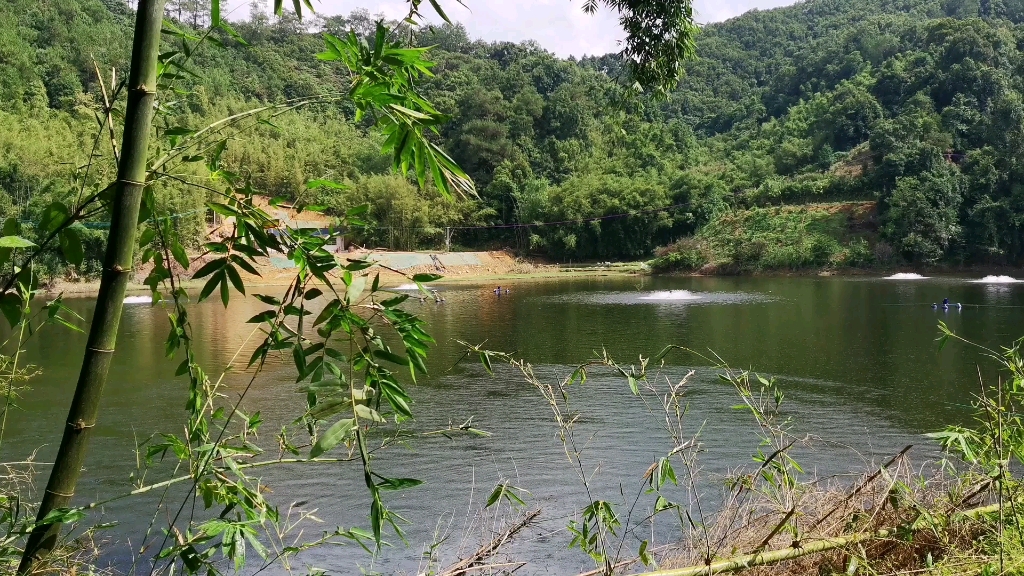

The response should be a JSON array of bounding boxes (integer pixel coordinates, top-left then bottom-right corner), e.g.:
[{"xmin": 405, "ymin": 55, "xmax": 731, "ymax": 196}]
[{"xmin": 3, "ymin": 273, "xmax": 1023, "ymax": 574}]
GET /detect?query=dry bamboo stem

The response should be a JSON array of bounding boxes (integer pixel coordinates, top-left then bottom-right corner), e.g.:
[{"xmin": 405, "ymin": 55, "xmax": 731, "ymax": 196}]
[
  {"xmin": 631, "ymin": 503, "xmax": 1000, "ymax": 576},
  {"xmin": 440, "ymin": 509, "xmax": 542, "ymax": 576}
]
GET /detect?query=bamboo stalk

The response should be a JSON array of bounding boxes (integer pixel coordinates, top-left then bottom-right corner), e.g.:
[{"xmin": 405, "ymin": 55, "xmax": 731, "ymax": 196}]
[
  {"xmin": 631, "ymin": 504, "xmax": 1000, "ymax": 576},
  {"xmin": 17, "ymin": 0, "xmax": 165, "ymax": 571}
]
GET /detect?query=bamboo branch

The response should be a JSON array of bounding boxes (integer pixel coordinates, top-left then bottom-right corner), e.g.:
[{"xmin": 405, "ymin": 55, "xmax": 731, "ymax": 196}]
[
  {"xmin": 76, "ymin": 456, "xmax": 358, "ymax": 512},
  {"xmin": 92, "ymin": 61, "xmax": 121, "ymax": 164}
]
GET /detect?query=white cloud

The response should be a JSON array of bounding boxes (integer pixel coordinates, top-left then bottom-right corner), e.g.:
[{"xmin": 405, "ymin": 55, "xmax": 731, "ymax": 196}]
[{"xmin": 263, "ymin": 0, "xmax": 801, "ymax": 57}]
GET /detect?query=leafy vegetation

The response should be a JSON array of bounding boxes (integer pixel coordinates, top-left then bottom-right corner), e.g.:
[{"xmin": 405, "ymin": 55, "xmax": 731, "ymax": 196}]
[
  {"xmin": 651, "ymin": 203, "xmax": 878, "ymax": 272},
  {"xmin": 5, "ymin": 0, "xmax": 1024, "ymax": 273},
  {"xmin": 0, "ymin": 0, "xmax": 702, "ymax": 572}
]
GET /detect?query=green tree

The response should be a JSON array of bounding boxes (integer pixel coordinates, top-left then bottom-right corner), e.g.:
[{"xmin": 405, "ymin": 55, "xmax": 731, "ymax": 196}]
[{"xmin": 883, "ymin": 167, "xmax": 965, "ymax": 261}]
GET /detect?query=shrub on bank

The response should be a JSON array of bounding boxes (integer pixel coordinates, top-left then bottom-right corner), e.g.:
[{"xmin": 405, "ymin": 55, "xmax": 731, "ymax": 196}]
[
  {"xmin": 651, "ymin": 203, "xmax": 879, "ymax": 272},
  {"xmin": 650, "ymin": 237, "xmax": 711, "ymax": 272}
]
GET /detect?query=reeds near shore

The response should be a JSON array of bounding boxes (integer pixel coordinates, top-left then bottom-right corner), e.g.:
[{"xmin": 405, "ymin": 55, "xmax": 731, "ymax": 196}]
[{"xmin": 654, "ymin": 464, "xmax": 1004, "ymax": 576}]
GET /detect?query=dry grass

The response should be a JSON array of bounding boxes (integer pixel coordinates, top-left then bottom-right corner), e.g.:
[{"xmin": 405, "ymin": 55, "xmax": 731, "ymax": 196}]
[
  {"xmin": 0, "ymin": 458, "xmax": 110, "ymax": 576},
  {"xmin": 657, "ymin": 460, "xmax": 1001, "ymax": 576}
]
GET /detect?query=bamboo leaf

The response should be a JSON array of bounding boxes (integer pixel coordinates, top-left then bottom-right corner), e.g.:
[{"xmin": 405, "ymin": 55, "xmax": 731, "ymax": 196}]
[
  {"xmin": 254, "ymin": 294, "xmax": 281, "ymax": 305},
  {"xmin": 375, "ymin": 477, "xmax": 424, "ymax": 491},
  {"xmin": 59, "ymin": 228, "xmax": 84, "ymax": 267},
  {"xmin": 39, "ymin": 202, "xmax": 70, "ymax": 233},
  {"xmin": 308, "ymin": 396, "xmax": 352, "ymax": 420},
  {"xmin": 0, "ymin": 293, "xmax": 22, "ymax": 328},
  {"xmin": 224, "ymin": 263, "xmax": 246, "ymax": 295},
  {"xmin": 171, "ymin": 242, "xmax": 190, "ymax": 269},
  {"xmin": 427, "ymin": 0, "xmax": 452, "ymax": 23},
  {"xmin": 373, "ymin": 349, "xmax": 409, "ymax": 366},
  {"xmin": 310, "ymin": 418, "xmax": 355, "ymax": 458},
  {"xmin": 346, "ymin": 275, "xmax": 366, "ymax": 303},
  {"xmin": 220, "ymin": 275, "xmax": 230, "ymax": 306},
  {"xmin": 193, "ymin": 258, "xmax": 226, "ymax": 279},
  {"xmin": 355, "ymin": 404, "xmax": 386, "ymax": 422},
  {"xmin": 0, "ymin": 236, "xmax": 36, "ymax": 249},
  {"xmin": 247, "ymin": 310, "xmax": 276, "ymax": 324},
  {"xmin": 198, "ymin": 270, "xmax": 223, "ymax": 303}
]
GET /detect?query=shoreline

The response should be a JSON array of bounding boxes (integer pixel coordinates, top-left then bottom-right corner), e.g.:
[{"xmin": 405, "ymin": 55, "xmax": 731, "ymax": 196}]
[
  {"xmin": 656, "ymin": 263, "xmax": 1024, "ymax": 279},
  {"xmin": 36, "ymin": 253, "xmax": 1024, "ymax": 298},
  {"xmin": 41, "ymin": 261, "xmax": 648, "ymax": 298}
]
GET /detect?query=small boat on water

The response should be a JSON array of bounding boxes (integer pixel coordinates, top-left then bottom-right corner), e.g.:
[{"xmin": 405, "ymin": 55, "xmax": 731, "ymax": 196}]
[{"xmin": 123, "ymin": 295, "xmax": 152, "ymax": 304}]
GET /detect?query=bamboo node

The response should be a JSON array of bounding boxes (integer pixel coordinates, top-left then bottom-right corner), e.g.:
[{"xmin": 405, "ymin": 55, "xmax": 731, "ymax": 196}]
[
  {"xmin": 68, "ymin": 419, "xmax": 95, "ymax": 432},
  {"xmin": 86, "ymin": 347, "xmax": 115, "ymax": 354},
  {"xmin": 45, "ymin": 488, "xmax": 75, "ymax": 498}
]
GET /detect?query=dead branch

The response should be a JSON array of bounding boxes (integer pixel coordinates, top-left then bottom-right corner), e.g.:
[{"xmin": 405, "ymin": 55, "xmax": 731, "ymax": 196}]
[{"xmin": 439, "ymin": 509, "xmax": 542, "ymax": 576}]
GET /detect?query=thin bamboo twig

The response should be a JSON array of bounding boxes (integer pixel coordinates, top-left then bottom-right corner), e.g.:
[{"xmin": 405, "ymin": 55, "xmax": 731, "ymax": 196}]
[{"xmin": 92, "ymin": 61, "xmax": 121, "ymax": 164}]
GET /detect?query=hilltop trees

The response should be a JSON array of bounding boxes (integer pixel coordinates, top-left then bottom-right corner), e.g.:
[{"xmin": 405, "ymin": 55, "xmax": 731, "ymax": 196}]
[{"xmin": 4, "ymin": 0, "xmax": 1024, "ymax": 265}]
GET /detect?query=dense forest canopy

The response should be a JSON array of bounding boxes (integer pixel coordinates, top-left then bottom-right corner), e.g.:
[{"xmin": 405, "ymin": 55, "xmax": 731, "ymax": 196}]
[{"xmin": 3, "ymin": 0, "xmax": 1024, "ymax": 275}]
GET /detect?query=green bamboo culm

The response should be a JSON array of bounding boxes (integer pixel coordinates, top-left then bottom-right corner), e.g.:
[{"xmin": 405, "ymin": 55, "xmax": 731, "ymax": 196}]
[{"xmin": 17, "ymin": 0, "xmax": 166, "ymax": 571}]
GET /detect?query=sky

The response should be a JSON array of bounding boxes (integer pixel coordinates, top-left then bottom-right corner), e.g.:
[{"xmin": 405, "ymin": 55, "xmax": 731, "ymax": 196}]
[{"xmin": 254, "ymin": 0, "xmax": 800, "ymax": 57}]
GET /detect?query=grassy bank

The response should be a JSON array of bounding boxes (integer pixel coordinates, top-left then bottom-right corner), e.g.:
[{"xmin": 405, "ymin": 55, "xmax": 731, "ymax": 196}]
[{"xmin": 650, "ymin": 203, "xmax": 880, "ymax": 274}]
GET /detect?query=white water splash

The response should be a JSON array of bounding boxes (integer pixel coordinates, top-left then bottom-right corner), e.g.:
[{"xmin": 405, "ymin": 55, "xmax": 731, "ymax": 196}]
[
  {"xmin": 123, "ymin": 295, "xmax": 152, "ymax": 304},
  {"xmin": 971, "ymin": 275, "xmax": 1022, "ymax": 284},
  {"xmin": 393, "ymin": 284, "xmax": 420, "ymax": 290},
  {"xmin": 884, "ymin": 273, "xmax": 929, "ymax": 280},
  {"xmin": 637, "ymin": 290, "xmax": 703, "ymax": 301}
]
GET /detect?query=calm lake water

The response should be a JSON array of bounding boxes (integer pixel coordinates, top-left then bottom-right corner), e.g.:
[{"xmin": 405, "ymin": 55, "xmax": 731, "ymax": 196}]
[{"xmin": 3, "ymin": 274, "xmax": 1024, "ymax": 574}]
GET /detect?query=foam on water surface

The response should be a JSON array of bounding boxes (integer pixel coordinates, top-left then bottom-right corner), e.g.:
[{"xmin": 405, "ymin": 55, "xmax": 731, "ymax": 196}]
[
  {"xmin": 123, "ymin": 295, "xmax": 152, "ymax": 304},
  {"xmin": 971, "ymin": 275, "xmax": 1022, "ymax": 284},
  {"xmin": 637, "ymin": 290, "xmax": 703, "ymax": 301},
  {"xmin": 884, "ymin": 273, "xmax": 929, "ymax": 280},
  {"xmin": 545, "ymin": 289, "xmax": 771, "ymax": 306}
]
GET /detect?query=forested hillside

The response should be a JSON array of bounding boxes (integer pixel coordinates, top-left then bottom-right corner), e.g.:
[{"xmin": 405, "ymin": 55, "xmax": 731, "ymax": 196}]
[{"xmin": 2, "ymin": 0, "xmax": 1024, "ymax": 276}]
